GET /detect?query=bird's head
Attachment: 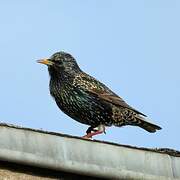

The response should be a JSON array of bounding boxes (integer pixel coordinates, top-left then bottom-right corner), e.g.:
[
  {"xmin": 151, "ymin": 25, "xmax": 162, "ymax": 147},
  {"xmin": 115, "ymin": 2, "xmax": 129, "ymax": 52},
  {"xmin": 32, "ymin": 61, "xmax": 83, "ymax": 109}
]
[{"xmin": 37, "ymin": 51, "xmax": 81, "ymax": 77}]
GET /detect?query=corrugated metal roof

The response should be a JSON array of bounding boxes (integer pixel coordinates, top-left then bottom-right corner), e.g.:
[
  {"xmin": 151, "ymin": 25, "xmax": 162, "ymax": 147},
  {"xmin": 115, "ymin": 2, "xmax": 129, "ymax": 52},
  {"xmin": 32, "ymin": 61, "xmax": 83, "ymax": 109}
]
[{"xmin": 0, "ymin": 123, "xmax": 179, "ymax": 179}]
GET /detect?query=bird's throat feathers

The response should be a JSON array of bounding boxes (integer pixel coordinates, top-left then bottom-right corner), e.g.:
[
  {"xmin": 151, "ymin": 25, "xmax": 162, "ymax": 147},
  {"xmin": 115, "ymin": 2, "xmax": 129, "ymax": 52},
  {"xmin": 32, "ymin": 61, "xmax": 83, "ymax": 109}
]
[{"xmin": 48, "ymin": 64, "xmax": 81, "ymax": 83}]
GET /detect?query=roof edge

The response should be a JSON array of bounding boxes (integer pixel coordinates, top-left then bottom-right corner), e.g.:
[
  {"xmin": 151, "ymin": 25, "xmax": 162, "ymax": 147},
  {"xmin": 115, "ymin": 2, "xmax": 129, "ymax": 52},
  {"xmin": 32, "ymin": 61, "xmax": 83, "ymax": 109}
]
[{"xmin": 0, "ymin": 122, "xmax": 179, "ymax": 157}]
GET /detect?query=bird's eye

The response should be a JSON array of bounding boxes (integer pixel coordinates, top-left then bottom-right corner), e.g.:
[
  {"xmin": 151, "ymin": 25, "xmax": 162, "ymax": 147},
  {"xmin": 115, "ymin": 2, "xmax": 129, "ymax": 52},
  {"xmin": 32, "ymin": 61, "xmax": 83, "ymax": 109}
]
[
  {"xmin": 55, "ymin": 60, "xmax": 63, "ymax": 66},
  {"xmin": 51, "ymin": 55, "xmax": 63, "ymax": 65}
]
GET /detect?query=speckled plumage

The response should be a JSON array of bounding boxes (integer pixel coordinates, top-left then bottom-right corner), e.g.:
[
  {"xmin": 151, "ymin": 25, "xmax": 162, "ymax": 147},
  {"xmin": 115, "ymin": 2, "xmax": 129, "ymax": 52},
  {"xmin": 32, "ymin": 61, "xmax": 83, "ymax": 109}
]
[{"xmin": 38, "ymin": 51, "xmax": 162, "ymax": 137}]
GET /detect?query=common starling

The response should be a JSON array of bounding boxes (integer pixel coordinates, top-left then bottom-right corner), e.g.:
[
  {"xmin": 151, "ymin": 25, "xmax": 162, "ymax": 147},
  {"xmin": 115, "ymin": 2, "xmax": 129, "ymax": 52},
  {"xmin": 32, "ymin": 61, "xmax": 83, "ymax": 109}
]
[{"xmin": 37, "ymin": 51, "xmax": 162, "ymax": 138}]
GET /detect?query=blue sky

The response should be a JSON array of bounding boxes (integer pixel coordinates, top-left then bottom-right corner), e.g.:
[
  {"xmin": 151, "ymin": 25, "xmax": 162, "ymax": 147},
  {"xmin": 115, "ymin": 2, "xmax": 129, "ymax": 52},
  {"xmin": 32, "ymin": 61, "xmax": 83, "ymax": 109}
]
[{"xmin": 0, "ymin": 0, "xmax": 179, "ymax": 149}]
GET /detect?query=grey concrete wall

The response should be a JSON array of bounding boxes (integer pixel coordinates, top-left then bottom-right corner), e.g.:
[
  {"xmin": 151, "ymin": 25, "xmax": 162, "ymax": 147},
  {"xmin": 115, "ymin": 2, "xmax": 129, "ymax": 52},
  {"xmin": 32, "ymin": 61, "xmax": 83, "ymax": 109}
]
[{"xmin": 0, "ymin": 124, "xmax": 179, "ymax": 180}]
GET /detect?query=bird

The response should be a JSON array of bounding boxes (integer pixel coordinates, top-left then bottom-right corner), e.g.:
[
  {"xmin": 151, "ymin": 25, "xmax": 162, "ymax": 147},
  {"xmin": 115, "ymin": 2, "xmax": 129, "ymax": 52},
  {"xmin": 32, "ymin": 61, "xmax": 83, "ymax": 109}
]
[{"xmin": 37, "ymin": 51, "xmax": 162, "ymax": 139}]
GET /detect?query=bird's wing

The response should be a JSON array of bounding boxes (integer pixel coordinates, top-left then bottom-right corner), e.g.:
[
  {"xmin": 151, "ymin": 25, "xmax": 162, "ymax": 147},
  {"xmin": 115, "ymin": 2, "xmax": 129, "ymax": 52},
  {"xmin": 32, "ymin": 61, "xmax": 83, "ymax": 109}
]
[
  {"xmin": 73, "ymin": 73, "xmax": 146, "ymax": 116},
  {"xmin": 87, "ymin": 88, "xmax": 146, "ymax": 116}
]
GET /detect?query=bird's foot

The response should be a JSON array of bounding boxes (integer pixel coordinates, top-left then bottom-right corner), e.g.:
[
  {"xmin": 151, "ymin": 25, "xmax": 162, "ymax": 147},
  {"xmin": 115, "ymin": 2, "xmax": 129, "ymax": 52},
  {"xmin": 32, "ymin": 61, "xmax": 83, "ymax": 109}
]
[{"xmin": 82, "ymin": 125, "xmax": 106, "ymax": 139}]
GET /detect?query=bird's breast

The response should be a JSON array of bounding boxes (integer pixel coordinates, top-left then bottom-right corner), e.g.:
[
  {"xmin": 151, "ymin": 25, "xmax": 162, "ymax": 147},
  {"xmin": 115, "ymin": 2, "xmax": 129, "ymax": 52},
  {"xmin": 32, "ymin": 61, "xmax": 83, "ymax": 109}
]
[{"xmin": 49, "ymin": 80, "xmax": 113, "ymax": 126}]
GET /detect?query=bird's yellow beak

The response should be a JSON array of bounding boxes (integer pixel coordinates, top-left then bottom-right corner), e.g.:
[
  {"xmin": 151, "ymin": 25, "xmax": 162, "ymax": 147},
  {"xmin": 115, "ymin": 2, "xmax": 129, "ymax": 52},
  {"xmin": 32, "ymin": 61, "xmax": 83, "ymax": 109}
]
[{"xmin": 37, "ymin": 59, "xmax": 54, "ymax": 66}]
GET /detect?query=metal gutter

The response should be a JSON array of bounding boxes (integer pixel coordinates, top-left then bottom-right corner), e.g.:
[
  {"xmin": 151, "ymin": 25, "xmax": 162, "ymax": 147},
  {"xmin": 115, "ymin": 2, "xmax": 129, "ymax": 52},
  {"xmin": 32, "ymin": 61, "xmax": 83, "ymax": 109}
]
[{"xmin": 0, "ymin": 123, "xmax": 179, "ymax": 179}]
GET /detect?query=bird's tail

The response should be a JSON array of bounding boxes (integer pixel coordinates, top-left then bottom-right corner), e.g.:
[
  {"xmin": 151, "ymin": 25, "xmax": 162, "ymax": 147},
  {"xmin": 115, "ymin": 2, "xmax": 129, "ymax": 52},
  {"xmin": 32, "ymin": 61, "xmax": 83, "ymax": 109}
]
[{"xmin": 136, "ymin": 115, "xmax": 162, "ymax": 133}]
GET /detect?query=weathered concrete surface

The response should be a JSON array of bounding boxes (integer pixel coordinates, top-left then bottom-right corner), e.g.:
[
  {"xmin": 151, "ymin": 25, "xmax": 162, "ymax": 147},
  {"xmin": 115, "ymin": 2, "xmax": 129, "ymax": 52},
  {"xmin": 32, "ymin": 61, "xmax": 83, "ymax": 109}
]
[
  {"xmin": 0, "ymin": 123, "xmax": 179, "ymax": 180},
  {"xmin": 0, "ymin": 168, "xmax": 56, "ymax": 180},
  {"xmin": 0, "ymin": 160, "xmax": 94, "ymax": 180}
]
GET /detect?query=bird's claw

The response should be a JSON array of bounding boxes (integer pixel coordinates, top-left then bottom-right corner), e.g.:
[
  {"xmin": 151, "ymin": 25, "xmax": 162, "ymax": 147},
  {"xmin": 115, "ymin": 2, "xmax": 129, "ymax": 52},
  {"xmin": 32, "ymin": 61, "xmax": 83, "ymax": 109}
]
[
  {"xmin": 82, "ymin": 133, "xmax": 93, "ymax": 139},
  {"xmin": 83, "ymin": 125, "xmax": 106, "ymax": 139}
]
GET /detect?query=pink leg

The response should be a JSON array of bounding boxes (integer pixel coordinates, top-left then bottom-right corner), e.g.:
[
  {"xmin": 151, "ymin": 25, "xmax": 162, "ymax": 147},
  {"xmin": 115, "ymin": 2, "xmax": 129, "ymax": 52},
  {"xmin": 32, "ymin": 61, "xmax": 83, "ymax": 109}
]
[{"xmin": 82, "ymin": 125, "xmax": 105, "ymax": 139}]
